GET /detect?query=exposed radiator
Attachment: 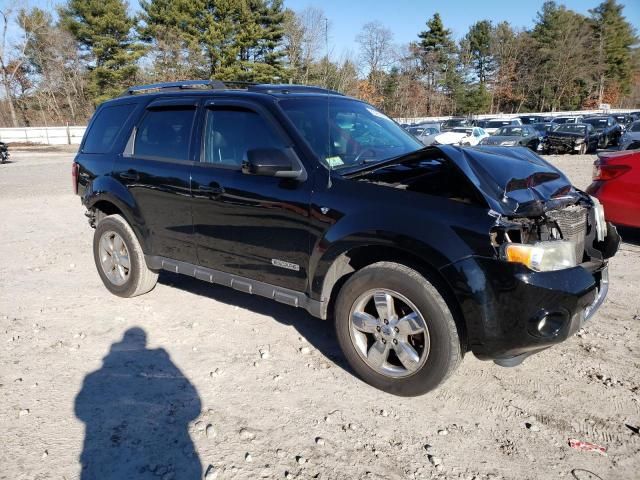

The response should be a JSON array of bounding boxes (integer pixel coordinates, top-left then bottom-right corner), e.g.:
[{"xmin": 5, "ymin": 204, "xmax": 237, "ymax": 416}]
[{"xmin": 546, "ymin": 205, "xmax": 588, "ymax": 262}]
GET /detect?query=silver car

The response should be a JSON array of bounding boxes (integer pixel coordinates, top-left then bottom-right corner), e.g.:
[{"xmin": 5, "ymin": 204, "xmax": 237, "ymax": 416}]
[
  {"xmin": 408, "ymin": 123, "xmax": 441, "ymax": 146},
  {"xmin": 620, "ymin": 121, "xmax": 640, "ymax": 150}
]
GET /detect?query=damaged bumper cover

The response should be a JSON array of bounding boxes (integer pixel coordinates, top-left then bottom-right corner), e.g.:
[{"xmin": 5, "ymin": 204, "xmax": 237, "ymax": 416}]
[{"xmin": 441, "ymin": 256, "xmax": 612, "ymax": 363}]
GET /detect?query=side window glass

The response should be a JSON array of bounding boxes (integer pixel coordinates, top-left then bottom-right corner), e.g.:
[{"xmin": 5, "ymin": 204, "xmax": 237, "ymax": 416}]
[
  {"xmin": 83, "ymin": 103, "xmax": 136, "ymax": 154},
  {"xmin": 202, "ymin": 107, "xmax": 287, "ymax": 167},
  {"xmin": 134, "ymin": 108, "xmax": 196, "ymax": 161}
]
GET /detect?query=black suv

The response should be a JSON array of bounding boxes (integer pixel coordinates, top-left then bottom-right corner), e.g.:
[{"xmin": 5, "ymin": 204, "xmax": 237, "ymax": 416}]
[{"xmin": 74, "ymin": 81, "xmax": 619, "ymax": 396}]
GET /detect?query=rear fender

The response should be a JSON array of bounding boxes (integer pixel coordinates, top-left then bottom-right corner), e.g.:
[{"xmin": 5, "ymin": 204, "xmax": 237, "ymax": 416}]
[{"xmin": 83, "ymin": 175, "xmax": 151, "ymax": 253}]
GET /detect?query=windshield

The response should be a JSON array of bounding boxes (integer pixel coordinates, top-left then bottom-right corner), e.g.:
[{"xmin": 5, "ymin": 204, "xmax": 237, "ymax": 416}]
[
  {"xmin": 556, "ymin": 125, "xmax": 586, "ymax": 134},
  {"xmin": 584, "ymin": 118, "xmax": 608, "ymax": 128},
  {"xmin": 452, "ymin": 127, "xmax": 473, "ymax": 134},
  {"xmin": 495, "ymin": 126, "xmax": 525, "ymax": 136},
  {"xmin": 486, "ymin": 120, "xmax": 511, "ymax": 128},
  {"xmin": 279, "ymin": 98, "xmax": 422, "ymax": 170},
  {"xmin": 552, "ymin": 118, "xmax": 571, "ymax": 124},
  {"xmin": 630, "ymin": 122, "xmax": 640, "ymax": 132},
  {"xmin": 443, "ymin": 119, "xmax": 468, "ymax": 128}
]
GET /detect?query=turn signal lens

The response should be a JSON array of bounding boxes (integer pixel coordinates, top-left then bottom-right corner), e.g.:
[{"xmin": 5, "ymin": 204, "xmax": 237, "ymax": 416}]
[{"xmin": 502, "ymin": 241, "xmax": 577, "ymax": 272}]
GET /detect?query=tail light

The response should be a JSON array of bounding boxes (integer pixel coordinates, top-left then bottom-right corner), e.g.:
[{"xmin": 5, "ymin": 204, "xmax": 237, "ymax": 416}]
[
  {"xmin": 72, "ymin": 162, "xmax": 79, "ymax": 194},
  {"xmin": 592, "ymin": 160, "xmax": 630, "ymax": 181}
]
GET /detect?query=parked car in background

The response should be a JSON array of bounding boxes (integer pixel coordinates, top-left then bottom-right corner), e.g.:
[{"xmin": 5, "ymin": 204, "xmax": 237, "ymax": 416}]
[
  {"xmin": 550, "ymin": 116, "xmax": 584, "ymax": 126},
  {"xmin": 440, "ymin": 117, "xmax": 471, "ymax": 131},
  {"xmin": 473, "ymin": 119, "xmax": 488, "ymax": 128},
  {"xmin": 483, "ymin": 118, "xmax": 523, "ymax": 135},
  {"xmin": 544, "ymin": 123, "xmax": 599, "ymax": 154},
  {"xmin": 582, "ymin": 116, "xmax": 622, "ymax": 149},
  {"xmin": 619, "ymin": 121, "xmax": 640, "ymax": 150},
  {"xmin": 611, "ymin": 113, "xmax": 638, "ymax": 130},
  {"xmin": 0, "ymin": 142, "xmax": 8, "ymax": 164},
  {"xmin": 433, "ymin": 126, "xmax": 489, "ymax": 146},
  {"xmin": 479, "ymin": 125, "xmax": 541, "ymax": 150},
  {"xmin": 408, "ymin": 124, "xmax": 441, "ymax": 146},
  {"xmin": 519, "ymin": 115, "xmax": 553, "ymax": 125},
  {"xmin": 587, "ymin": 150, "xmax": 640, "ymax": 228}
]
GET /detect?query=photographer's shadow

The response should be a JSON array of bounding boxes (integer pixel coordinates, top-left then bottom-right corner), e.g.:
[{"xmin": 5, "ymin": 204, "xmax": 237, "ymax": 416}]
[{"xmin": 75, "ymin": 327, "xmax": 202, "ymax": 479}]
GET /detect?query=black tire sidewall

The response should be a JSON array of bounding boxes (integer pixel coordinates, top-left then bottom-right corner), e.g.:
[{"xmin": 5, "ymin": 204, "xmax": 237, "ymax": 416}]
[
  {"xmin": 93, "ymin": 216, "xmax": 142, "ymax": 297},
  {"xmin": 335, "ymin": 265, "xmax": 460, "ymax": 396}
]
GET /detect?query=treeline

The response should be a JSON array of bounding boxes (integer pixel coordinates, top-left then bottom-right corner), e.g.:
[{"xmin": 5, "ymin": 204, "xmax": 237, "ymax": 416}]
[{"xmin": 0, "ymin": 0, "xmax": 637, "ymax": 127}]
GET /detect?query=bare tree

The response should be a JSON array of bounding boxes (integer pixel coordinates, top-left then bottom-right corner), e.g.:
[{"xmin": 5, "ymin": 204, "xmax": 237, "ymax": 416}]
[
  {"xmin": 356, "ymin": 22, "xmax": 394, "ymax": 75},
  {"xmin": 283, "ymin": 7, "xmax": 328, "ymax": 84},
  {"xmin": 0, "ymin": 5, "xmax": 27, "ymax": 127}
]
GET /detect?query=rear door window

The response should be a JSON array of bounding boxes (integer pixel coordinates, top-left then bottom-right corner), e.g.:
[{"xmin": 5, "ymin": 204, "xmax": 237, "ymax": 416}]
[
  {"xmin": 83, "ymin": 103, "xmax": 136, "ymax": 154},
  {"xmin": 134, "ymin": 108, "xmax": 196, "ymax": 162}
]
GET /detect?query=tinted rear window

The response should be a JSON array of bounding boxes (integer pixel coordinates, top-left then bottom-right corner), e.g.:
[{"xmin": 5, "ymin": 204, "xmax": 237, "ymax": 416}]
[
  {"xmin": 83, "ymin": 104, "xmax": 136, "ymax": 154},
  {"xmin": 134, "ymin": 108, "xmax": 196, "ymax": 161}
]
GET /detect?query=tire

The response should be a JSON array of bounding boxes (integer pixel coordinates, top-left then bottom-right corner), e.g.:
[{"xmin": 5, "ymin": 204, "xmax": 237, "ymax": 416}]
[
  {"xmin": 93, "ymin": 214, "xmax": 158, "ymax": 297},
  {"xmin": 334, "ymin": 262, "xmax": 462, "ymax": 396}
]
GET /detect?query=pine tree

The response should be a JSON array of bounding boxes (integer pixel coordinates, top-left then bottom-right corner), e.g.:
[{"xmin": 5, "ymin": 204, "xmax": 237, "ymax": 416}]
[
  {"xmin": 461, "ymin": 20, "xmax": 494, "ymax": 85},
  {"xmin": 139, "ymin": 0, "xmax": 206, "ymax": 80},
  {"xmin": 590, "ymin": 0, "xmax": 637, "ymax": 100},
  {"xmin": 59, "ymin": 0, "xmax": 143, "ymax": 103}
]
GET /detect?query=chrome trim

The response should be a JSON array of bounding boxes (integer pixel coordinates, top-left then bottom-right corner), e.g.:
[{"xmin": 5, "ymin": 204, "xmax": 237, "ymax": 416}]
[
  {"xmin": 145, "ymin": 255, "xmax": 326, "ymax": 319},
  {"xmin": 585, "ymin": 266, "xmax": 609, "ymax": 320}
]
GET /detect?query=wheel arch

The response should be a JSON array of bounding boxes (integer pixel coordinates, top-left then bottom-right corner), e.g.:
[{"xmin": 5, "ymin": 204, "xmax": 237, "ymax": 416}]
[{"xmin": 317, "ymin": 243, "xmax": 468, "ymax": 350}]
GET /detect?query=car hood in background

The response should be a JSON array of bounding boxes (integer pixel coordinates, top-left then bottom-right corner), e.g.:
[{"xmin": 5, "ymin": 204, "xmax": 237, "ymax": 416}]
[
  {"xmin": 343, "ymin": 145, "xmax": 581, "ymax": 217},
  {"xmin": 434, "ymin": 131, "xmax": 469, "ymax": 145}
]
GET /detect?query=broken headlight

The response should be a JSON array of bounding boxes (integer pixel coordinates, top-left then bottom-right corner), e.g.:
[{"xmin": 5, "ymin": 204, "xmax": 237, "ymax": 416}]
[{"xmin": 501, "ymin": 240, "xmax": 577, "ymax": 272}]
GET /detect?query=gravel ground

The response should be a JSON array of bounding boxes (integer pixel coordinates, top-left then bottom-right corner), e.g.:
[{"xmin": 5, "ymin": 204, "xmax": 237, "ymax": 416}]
[{"xmin": 1, "ymin": 147, "xmax": 638, "ymax": 480}]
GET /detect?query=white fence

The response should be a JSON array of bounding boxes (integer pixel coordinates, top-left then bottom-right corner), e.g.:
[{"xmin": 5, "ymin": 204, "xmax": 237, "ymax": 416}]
[{"xmin": 0, "ymin": 126, "xmax": 86, "ymax": 145}]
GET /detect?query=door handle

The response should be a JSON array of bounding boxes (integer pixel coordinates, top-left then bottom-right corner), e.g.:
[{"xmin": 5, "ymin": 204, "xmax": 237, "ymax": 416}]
[{"xmin": 119, "ymin": 170, "xmax": 139, "ymax": 181}]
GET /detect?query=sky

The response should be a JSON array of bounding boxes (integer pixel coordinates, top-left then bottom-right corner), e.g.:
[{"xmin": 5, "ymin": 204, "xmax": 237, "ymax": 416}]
[
  {"xmin": 6, "ymin": 0, "xmax": 640, "ymax": 57},
  {"xmin": 285, "ymin": 0, "xmax": 640, "ymax": 57}
]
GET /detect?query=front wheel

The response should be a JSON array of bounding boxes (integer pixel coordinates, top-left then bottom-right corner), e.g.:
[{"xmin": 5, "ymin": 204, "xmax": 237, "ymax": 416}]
[
  {"xmin": 93, "ymin": 214, "xmax": 158, "ymax": 297},
  {"xmin": 334, "ymin": 262, "xmax": 462, "ymax": 396}
]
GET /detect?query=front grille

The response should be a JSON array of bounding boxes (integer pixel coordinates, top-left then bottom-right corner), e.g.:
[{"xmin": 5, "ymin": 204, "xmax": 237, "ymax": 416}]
[{"xmin": 546, "ymin": 205, "xmax": 588, "ymax": 261}]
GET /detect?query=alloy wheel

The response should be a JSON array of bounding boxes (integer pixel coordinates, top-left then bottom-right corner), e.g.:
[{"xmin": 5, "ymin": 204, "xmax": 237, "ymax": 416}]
[
  {"xmin": 98, "ymin": 230, "xmax": 131, "ymax": 286},
  {"xmin": 349, "ymin": 289, "xmax": 430, "ymax": 378}
]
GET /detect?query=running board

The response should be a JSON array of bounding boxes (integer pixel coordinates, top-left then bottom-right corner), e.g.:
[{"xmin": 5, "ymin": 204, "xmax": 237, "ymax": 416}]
[{"xmin": 145, "ymin": 255, "xmax": 325, "ymax": 319}]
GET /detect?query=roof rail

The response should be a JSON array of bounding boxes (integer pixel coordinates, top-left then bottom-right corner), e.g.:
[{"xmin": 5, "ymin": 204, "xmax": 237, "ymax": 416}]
[
  {"xmin": 247, "ymin": 84, "xmax": 344, "ymax": 96},
  {"xmin": 123, "ymin": 80, "xmax": 226, "ymax": 96},
  {"xmin": 121, "ymin": 80, "xmax": 344, "ymax": 97}
]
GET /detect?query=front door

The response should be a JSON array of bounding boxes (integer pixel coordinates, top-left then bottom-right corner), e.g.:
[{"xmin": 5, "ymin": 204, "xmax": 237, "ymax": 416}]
[
  {"xmin": 114, "ymin": 98, "xmax": 198, "ymax": 263},
  {"xmin": 190, "ymin": 99, "xmax": 313, "ymax": 292}
]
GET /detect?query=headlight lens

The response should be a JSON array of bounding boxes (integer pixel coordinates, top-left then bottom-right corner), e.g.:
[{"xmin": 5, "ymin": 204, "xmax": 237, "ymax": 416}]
[
  {"xmin": 500, "ymin": 140, "xmax": 517, "ymax": 146},
  {"xmin": 501, "ymin": 240, "xmax": 577, "ymax": 272},
  {"xmin": 575, "ymin": 138, "xmax": 585, "ymax": 144}
]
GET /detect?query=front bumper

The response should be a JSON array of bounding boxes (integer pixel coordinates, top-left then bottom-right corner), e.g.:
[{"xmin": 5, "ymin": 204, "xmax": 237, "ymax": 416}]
[{"xmin": 441, "ymin": 257, "xmax": 609, "ymax": 362}]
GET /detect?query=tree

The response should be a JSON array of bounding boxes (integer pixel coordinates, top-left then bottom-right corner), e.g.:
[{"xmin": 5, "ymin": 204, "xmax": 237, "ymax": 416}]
[
  {"xmin": 590, "ymin": 0, "xmax": 637, "ymax": 103},
  {"xmin": 59, "ymin": 0, "xmax": 143, "ymax": 103},
  {"xmin": 139, "ymin": 0, "xmax": 205, "ymax": 80},
  {"xmin": 461, "ymin": 20, "xmax": 494, "ymax": 84},
  {"xmin": 283, "ymin": 7, "xmax": 327, "ymax": 84},
  {"xmin": 195, "ymin": 0, "xmax": 287, "ymax": 82}
]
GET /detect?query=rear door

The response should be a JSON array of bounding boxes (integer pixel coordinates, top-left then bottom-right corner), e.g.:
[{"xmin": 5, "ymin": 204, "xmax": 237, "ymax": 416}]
[
  {"xmin": 114, "ymin": 97, "xmax": 198, "ymax": 263},
  {"xmin": 190, "ymin": 98, "xmax": 313, "ymax": 292}
]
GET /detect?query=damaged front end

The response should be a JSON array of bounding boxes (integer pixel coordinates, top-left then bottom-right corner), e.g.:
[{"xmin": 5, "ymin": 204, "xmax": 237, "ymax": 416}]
[{"xmin": 344, "ymin": 145, "xmax": 620, "ymax": 366}]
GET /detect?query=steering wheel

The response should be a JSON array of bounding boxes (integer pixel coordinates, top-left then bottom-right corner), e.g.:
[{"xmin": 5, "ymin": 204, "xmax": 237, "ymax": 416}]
[{"xmin": 353, "ymin": 148, "xmax": 377, "ymax": 165}]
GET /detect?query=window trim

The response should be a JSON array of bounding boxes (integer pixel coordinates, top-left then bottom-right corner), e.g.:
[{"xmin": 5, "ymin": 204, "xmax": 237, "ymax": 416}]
[
  {"xmin": 130, "ymin": 104, "xmax": 198, "ymax": 163},
  {"xmin": 197, "ymin": 99, "xmax": 296, "ymax": 172}
]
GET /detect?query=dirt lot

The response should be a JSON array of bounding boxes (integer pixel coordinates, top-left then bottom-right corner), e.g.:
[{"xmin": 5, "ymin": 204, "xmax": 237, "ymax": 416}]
[{"xmin": 1, "ymin": 147, "xmax": 638, "ymax": 480}]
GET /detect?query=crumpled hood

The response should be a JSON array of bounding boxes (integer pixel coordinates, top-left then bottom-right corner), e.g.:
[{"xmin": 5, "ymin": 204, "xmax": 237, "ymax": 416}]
[
  {"xmin": 342, "ymin": 145, "xmax": 584, "ymax": 217},
  {"xmin": 441, "ymin": 145, "xmax": 582, "ymax": 216}
]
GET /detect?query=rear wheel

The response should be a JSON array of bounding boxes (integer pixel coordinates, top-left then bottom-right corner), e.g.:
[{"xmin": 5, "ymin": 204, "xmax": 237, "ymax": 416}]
[
  {"xmin": 93, "ymin": 214, "xmax": 158, "ymax": 297},
  {"xmin": 334, "ymin": 262, "xmax": 462, "ymax": 396}
]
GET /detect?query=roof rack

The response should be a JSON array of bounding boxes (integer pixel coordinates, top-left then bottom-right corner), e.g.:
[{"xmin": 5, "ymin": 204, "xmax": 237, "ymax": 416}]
[
  {"xmin": 123, "ymin": 80, "xmax": 226, "ymax": 96},
  {"xmin": 122, "ymin": 80, "xmax": 343, "ymax": 96}
]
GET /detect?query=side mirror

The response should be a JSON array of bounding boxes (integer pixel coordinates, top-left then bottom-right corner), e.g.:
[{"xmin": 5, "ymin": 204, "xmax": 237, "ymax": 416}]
[{"xmin": 243, "ymin": 148, "xmax": 306, "ymax": 180}]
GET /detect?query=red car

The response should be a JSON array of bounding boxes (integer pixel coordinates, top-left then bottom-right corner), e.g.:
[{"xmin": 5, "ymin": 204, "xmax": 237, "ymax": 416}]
[{"xmin": 586, "ymin": 149, "xmax": 640, "ymax": 228}]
